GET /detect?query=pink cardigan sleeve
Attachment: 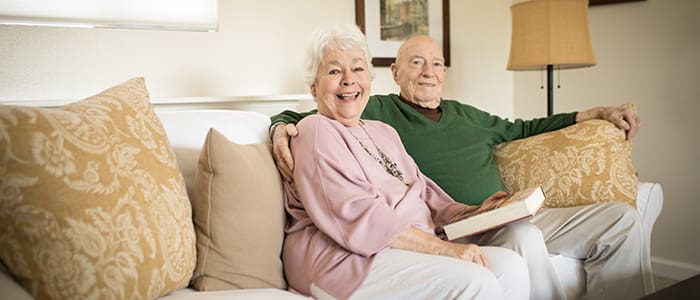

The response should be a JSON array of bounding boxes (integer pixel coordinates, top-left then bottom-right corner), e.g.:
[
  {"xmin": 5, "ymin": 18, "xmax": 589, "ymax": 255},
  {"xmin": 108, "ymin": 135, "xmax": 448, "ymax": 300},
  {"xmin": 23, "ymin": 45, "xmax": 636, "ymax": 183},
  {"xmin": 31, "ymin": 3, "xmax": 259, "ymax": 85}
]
[{"xmin": 419, "ymin": 173, "xmax": 470, "ymax": 227}]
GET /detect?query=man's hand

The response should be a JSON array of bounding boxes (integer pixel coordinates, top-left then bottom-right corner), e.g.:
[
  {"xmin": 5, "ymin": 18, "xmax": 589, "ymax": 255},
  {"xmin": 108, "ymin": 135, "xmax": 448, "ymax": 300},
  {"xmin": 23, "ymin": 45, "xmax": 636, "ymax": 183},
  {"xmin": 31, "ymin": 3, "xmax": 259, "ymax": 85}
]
[
  {"xmin": 272, "ymin": 123, "xmax": 298, "ymax": 182},
  {"xmin": 576, "ymin": 104, "xmax": 642, "ymax": 140}
]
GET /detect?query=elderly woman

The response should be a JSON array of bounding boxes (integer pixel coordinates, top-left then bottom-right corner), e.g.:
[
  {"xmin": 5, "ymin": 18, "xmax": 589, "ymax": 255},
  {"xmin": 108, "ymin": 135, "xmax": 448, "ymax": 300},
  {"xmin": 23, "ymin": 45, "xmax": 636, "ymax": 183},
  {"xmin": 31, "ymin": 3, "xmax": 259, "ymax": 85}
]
[{"xmin": 282, "ymin": 24, "xmax": 530, "ymax": 300}]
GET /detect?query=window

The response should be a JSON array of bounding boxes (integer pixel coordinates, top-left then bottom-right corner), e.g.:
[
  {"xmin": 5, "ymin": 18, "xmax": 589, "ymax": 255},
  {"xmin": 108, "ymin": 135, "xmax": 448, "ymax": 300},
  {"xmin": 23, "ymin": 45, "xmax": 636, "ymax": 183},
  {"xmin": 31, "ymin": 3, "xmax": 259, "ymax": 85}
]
[{"xmin": 0, "ymin": 0, "xmax": 218, "ymax": 31}]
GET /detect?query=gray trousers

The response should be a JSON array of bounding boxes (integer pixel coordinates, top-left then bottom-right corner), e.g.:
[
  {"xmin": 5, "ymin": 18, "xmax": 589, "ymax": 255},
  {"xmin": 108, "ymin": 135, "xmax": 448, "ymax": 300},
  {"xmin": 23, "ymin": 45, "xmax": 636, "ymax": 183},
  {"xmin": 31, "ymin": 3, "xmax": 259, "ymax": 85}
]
[
  {"xmin": 531, "ymin": 202, "xmax": 655, "ymax": 300},
  {"xmin": 473, "ymin": 202, "xmax": 654, "ymax": 300},
  {"xmin": 474, "ymin": 220, "xmax": 567, "ymax": 300}
]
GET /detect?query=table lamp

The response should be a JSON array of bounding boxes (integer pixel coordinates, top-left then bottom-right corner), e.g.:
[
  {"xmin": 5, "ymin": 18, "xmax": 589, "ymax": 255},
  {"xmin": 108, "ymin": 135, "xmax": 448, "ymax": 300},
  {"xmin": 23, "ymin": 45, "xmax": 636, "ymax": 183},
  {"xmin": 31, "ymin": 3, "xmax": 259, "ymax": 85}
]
[{"xmin": 507, "ymin": 0, "xmax": 596, "ymax": 116}]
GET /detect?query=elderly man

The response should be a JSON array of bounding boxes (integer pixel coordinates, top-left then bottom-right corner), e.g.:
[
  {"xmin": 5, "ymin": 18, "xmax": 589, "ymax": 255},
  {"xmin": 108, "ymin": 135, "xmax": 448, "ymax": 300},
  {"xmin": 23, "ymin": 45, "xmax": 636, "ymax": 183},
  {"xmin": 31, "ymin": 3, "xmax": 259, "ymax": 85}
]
[{"xmin": 271, "ymin": 35, "xmax": 652, "ymax": 300}]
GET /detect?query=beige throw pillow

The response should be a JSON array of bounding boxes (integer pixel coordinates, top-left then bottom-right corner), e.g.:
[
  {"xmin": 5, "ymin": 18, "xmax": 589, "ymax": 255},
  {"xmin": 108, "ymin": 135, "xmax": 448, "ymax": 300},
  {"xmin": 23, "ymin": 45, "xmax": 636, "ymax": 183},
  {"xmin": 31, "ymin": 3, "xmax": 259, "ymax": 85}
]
[
  {"xmin": 191, "ymin": 128, "xmax": 286, "ymax": 291},
  {"xmin": 0, "ymin": 77, "xmax": 196, "ymax": 299},
  {"xmin": 494, "ymin": 120, "xmax": 638, "ymax": 208}
]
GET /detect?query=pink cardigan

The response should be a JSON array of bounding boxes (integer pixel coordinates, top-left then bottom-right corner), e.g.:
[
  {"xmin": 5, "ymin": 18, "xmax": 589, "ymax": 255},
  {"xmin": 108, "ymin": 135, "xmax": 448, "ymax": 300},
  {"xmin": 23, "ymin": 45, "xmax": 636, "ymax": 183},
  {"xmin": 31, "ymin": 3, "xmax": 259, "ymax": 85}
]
[{"xmin": 283, "ymin": 115, "xmax": 466, "ymax": 299}]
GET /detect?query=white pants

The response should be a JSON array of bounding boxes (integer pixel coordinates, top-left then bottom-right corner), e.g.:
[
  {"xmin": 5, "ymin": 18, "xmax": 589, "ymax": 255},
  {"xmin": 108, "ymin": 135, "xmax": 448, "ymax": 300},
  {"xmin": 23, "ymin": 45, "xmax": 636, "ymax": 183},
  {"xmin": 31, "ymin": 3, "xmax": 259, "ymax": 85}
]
[
  {"xmin": 531, "ymin": 202, "xmax": 655, "ymax": 300},
  {"xmin": 312, "ymin": 247, "xmax": 529, "ymax": 300}
]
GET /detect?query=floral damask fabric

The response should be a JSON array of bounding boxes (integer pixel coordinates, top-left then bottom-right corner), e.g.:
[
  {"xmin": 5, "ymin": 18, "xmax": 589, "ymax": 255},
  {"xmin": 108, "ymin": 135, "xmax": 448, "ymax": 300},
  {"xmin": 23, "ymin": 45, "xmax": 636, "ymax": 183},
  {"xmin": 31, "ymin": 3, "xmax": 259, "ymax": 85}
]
[
  {"xmin": 493, "ymin": 120, "xmax": 638, "ymax": 208},
  {"xmin": 0, "ymin": 77, "xmax": 196, "ymax": 299}
]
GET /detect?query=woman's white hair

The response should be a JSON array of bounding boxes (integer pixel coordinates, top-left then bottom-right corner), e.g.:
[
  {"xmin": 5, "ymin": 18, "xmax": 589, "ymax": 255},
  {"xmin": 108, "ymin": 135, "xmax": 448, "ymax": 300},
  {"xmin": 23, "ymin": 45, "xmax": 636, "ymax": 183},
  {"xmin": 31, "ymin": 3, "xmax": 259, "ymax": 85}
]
[{"xmin": 304, "ymin": 24, "xmax": 375, "ymax": 86}]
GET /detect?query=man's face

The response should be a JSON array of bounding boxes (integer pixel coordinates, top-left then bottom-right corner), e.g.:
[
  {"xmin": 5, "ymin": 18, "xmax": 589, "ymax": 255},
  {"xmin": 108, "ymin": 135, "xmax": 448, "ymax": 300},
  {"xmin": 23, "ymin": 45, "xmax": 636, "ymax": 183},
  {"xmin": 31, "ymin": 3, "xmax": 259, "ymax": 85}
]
[
  {"xmin": 311, "ymin": 47, "xmax": 371, "ymax": 127},
  {"xmin": 391, "ymin": 36, "xmax": 446, "ymax": 109}
]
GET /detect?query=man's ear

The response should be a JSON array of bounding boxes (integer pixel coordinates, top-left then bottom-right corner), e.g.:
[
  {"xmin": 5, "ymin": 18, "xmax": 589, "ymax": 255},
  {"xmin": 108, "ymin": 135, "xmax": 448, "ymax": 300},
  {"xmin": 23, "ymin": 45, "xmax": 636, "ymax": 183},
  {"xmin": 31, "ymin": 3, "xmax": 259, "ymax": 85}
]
[{"xmin": 390, "ymin": 63, "xmax": 399, "ymax": 82}]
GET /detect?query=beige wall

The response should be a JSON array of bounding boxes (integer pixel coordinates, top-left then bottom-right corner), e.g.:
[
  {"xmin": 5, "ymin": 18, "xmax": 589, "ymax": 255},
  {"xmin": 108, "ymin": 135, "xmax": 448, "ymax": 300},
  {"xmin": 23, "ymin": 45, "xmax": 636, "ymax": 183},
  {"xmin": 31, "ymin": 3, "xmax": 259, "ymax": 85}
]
[
  {"xmin": 513, "ymin": 0, "xmax": 700, "ymax": 275},
  {"xmin": 0, "ymin": 0, "xmax": 513, "ymax": 116},
  {"xmin": 1, "ymin": 0, "xmax": 698, "ymax": 276},
  {"xmin": 0, "ymin": 0, "xmax": 352, "ymax": 100}
]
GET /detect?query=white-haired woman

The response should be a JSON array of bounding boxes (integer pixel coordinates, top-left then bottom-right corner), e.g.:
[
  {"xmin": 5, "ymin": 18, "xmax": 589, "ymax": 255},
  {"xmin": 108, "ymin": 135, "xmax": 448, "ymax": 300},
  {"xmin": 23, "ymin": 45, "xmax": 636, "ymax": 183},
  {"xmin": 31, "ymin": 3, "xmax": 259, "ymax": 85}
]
[{"xmin": 281, "ymin": 24, "xmax": 530, "ymax": 300}]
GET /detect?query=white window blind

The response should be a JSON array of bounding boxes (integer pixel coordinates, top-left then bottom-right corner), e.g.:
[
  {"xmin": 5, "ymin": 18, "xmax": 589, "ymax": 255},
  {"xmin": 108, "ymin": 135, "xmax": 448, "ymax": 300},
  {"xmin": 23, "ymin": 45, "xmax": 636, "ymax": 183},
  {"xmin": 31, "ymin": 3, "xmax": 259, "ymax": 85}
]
[{"xmin": 0, "ymin": 0, "xmax": 218, "ymax": 31}]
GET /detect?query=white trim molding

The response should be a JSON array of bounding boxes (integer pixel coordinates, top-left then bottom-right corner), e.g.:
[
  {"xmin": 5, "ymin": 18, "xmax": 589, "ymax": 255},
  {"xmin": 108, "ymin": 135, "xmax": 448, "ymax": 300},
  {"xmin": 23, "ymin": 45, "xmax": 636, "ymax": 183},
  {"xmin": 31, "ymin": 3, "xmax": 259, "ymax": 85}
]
[
  {"xmin": 652, "ymin": 256, "xmax": 700, "ymax": 281},
  {"xmin": 0, "ymin": 94, "xmax": 315, "ymax": 116}
]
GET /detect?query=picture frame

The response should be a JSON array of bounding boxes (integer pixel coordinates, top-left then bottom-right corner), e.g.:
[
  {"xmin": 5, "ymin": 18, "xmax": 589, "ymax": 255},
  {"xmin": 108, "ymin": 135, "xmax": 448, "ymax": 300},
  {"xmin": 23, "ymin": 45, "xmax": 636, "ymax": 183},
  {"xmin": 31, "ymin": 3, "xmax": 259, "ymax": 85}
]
[
  {"xmin": 355, "ymin": 0, "xmax": 450, "ymax": 67},
  {"xmin": 589, "ymin": 0, "xmax": 646, "ymax": 5}
]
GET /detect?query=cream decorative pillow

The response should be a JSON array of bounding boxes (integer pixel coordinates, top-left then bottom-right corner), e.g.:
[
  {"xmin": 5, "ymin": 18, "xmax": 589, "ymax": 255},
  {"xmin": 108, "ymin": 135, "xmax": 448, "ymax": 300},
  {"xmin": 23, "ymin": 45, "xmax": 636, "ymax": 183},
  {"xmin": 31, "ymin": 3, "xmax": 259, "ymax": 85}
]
[
  {"xmin": 0, "ymin": 77, "xmax": 196, "ymax": 299},
  {"xmin": 191, "ymin": 128, "xmax": 286, "ymax": 291},
  {"xmin": 494, "ymin": 119, "xmax": 638, "ymax": 208}
]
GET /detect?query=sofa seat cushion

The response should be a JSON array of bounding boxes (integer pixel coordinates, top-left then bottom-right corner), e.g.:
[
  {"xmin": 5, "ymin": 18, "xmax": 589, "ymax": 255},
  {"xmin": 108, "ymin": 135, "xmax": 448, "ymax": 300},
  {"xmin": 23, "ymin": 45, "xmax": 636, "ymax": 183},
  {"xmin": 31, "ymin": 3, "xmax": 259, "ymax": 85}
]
[
  {"xmin": 494, "ymin": 119, "xmax": 638, "ymax": 208},
  {"xmin": 190, "ymin": 128, "xmax": 286, "ymax": 290},
  {"xmin": 0, "ymin": 77, "xmax": 196, "ymax": 299},
  {"xmin": 160, "ymin": 288, "xmax": 311, "ymax": 300}
]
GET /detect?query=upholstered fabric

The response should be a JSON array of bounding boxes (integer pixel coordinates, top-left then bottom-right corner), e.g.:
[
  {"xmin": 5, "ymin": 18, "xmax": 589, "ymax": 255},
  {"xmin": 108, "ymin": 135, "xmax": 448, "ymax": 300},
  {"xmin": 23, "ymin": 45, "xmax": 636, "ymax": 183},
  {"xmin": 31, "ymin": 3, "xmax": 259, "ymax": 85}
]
[
  {"xmin": 0, "ymin": 77, "xmax": 196, "ymax": 299},
  {"xmin": 191, "ymin": 128, "xmax": 286, "ymax": 291},
  {"xmin": 494, "ymin": 120, "xmax": 637, "ymax": 208}
]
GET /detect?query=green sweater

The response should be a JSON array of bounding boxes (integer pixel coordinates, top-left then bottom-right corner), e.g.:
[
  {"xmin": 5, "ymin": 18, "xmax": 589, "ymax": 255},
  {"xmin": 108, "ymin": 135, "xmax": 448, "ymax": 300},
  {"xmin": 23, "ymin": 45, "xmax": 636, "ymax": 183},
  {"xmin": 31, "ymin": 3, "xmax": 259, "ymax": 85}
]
[{"xmin": 271, "ymin": 94, "xmax": 576, "ymax": 205}]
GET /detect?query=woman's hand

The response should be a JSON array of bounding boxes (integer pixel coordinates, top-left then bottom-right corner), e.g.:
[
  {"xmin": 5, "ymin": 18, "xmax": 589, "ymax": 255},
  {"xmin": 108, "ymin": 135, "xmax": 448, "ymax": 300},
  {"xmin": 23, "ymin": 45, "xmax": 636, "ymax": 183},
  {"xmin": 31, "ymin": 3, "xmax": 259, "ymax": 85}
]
[
  {"xmin": 390, "ymin": 227, "xmax": 488, "ymax": 267},
  {"xmin": 271, "ymin": 123, "xmax": 298, "ymax": 182},
  {"xmin": 449, "ymin": 191, "xmax": 510, "ymax": 222},
  {"xmin": 478, "ymin": 191, "xmax": 511, "ymax": 212},
  {"xmin": 439, "ymin": 242, "xmax": 489, "ymax": 267}
]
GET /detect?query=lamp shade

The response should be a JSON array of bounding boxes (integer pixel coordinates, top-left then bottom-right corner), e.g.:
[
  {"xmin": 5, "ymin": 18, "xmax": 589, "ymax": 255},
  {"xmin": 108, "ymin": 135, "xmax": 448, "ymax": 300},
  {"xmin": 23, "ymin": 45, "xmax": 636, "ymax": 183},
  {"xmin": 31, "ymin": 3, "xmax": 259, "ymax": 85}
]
[{"xmin": 507, "ymin": 0, "xmax": 596, "ymax": 70}]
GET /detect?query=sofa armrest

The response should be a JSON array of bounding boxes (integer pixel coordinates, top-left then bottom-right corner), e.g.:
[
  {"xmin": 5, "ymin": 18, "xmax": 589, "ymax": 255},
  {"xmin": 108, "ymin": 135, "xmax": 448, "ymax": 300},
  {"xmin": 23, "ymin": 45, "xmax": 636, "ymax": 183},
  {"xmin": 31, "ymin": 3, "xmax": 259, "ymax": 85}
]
[
  {"xmin": 636, "ymin": 182, "xmax": 664, "ymax": 238},
  {"xmin": 0, "ymin": 263, "xmax": 33, "ymax": 300}
]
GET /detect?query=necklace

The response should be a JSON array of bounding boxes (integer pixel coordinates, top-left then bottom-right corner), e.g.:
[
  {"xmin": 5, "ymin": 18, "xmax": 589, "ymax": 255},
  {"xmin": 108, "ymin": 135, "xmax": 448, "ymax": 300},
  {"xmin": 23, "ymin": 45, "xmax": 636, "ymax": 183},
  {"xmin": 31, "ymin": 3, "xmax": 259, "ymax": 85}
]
[{"xmin": 347, "ymin": 121, "xmax": 406, "ymax": 184}]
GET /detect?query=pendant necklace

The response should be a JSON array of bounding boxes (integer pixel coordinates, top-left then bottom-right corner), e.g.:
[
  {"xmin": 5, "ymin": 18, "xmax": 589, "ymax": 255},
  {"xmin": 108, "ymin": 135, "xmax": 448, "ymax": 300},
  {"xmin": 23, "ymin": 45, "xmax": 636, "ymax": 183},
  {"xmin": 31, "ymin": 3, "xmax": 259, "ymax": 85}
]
[{"xmin": 347, "ymin": 121, "xmax": 406, "ymax": 184}]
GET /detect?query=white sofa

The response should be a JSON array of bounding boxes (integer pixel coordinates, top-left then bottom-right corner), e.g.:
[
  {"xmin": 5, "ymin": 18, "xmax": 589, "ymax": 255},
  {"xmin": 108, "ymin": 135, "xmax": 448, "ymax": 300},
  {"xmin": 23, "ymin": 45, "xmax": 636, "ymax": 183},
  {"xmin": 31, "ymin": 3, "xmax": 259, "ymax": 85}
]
[{"xmin": 0, "ymin": 109, "xmax": 664, "ymax": 300}]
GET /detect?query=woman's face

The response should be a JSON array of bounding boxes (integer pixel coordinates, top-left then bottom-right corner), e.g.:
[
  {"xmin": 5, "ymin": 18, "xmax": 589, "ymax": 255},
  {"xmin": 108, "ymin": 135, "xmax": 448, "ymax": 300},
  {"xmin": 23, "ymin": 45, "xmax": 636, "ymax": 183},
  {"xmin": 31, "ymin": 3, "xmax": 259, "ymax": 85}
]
[{"xmin": 311, "ymin": 47, "xmax": 371, "ymax": 126}]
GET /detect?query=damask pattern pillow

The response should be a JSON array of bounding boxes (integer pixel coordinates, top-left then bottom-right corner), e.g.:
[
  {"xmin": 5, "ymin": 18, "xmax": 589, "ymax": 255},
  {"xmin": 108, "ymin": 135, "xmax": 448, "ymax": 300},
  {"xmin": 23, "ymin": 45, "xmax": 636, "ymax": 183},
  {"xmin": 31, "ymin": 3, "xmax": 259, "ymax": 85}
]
[
  {"xmin": 493, "ymin": 119, "xmax": 638, "ymax": 208},
  {"xmin": 190, "ymin": 128, "xmax": 286, "ymax": 291},
  {"xmin": 0, "ymin": 77, "xmax": 196, "ymax": 299}
]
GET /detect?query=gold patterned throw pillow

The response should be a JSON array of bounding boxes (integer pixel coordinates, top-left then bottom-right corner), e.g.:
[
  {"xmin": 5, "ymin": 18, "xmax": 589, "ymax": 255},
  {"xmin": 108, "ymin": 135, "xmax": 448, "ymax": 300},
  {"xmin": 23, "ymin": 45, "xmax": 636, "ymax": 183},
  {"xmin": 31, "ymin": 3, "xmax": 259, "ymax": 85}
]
[
  {"xmin": 494, "ymin": 119, "xmax": 638, "ymax": 208},
  {"xmin": 0, "ymin": 77, "xmax": 196, "ymax": 299}
]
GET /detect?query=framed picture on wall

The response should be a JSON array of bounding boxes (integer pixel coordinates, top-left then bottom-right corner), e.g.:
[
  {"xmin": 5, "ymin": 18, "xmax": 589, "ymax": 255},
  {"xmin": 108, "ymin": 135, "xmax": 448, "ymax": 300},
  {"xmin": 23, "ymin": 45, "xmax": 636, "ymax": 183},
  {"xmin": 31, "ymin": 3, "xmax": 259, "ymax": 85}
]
[
  {"xmin": 355, "ymin": 0, "xmax": 450, "ymax": 67},
  {"xmin": 589, "ymin": 0, "xmax": 646, "ymax": 5}
]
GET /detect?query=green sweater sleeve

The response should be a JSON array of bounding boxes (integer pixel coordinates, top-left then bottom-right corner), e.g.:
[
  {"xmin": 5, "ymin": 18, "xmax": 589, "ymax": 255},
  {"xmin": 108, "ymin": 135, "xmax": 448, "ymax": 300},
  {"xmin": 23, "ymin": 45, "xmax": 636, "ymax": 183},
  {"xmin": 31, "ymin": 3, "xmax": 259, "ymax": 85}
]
[
  {"xmin": 270, "ymin": 109, "xmax": 318, "ymax": 125},
  {"xmin": 481, "ymin": 110, "xmax": 578, "ymax": 144}
]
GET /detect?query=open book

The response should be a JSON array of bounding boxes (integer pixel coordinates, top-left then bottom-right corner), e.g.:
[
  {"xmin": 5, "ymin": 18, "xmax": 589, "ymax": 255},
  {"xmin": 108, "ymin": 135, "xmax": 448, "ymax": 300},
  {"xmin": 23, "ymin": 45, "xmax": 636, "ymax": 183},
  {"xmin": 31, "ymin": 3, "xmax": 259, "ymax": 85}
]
[{"xmin": 441, "ymin": 186, "xmax": 545, "ymax": 241}]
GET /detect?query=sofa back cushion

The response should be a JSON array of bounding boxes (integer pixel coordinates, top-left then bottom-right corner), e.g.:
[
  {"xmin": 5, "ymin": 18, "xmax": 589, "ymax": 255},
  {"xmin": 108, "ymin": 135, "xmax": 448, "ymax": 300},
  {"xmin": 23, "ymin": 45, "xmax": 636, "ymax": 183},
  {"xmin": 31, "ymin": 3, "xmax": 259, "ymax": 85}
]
[
  {"xmin": 156, "ymin": 110, "xmax": 271, "ymax": 200},
  {"xmin": 190, "ymin": 128, "xmax": 286, "ymax": 290},
  {"xmin": 0, "ymin": 77, "xmax": 196, "ymax": 299},
  {"xmin": 494, "ymin": 119, "xmax": 638, "ymax": 208}
]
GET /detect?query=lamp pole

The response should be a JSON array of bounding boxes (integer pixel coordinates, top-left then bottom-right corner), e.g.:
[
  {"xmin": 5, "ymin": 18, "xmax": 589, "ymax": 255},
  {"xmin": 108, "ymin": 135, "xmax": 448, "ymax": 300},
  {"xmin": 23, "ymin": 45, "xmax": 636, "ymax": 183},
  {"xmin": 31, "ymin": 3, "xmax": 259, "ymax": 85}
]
[{"xmin": 547, "ymin": 64, "xmax": 554, "ymax": 117}]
